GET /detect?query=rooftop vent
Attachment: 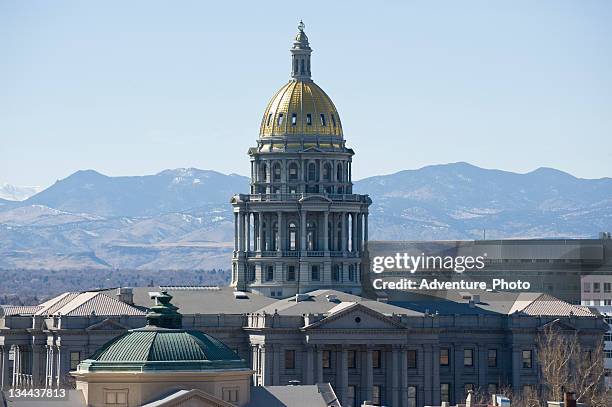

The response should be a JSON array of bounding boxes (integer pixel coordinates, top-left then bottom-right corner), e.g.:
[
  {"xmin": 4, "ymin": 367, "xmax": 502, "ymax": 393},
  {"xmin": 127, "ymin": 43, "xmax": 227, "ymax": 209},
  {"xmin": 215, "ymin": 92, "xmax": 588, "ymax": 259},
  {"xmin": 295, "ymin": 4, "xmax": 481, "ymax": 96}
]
[
  {"xmin": 288, "ymin": 380, "xmax": 301, "ymax": 386},
  {"xmin": 325, "ymin": 294, "xmax": 338, "ymax": 302},
  {"xmin": 233, "ymin": 291, "xmax": 249, "ymax": 299},
  {"xmin": 295, "ymin": 293, "xmax": 310, "ymax": 302}
]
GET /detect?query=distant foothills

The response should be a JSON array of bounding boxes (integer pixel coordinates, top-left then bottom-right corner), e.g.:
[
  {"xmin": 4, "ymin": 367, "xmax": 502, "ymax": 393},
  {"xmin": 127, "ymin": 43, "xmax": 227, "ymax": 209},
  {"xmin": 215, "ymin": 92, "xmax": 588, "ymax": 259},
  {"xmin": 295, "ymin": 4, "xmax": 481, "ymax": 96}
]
[{"xmin": 0, "ymin": 162, "xmax": 611, "ymax": 272}]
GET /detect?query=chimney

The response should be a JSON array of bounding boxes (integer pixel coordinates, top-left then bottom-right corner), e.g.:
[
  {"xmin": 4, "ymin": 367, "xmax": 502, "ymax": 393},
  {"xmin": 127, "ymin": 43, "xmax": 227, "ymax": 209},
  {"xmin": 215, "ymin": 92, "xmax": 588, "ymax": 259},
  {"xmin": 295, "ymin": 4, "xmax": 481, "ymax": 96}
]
[
  {"xmin": 563, "ymin": 392, "xmax": 576, "ymax": 407},
  {"xmin": 116, "ymin": 287, "xmax": 133, "ymax": 305}
]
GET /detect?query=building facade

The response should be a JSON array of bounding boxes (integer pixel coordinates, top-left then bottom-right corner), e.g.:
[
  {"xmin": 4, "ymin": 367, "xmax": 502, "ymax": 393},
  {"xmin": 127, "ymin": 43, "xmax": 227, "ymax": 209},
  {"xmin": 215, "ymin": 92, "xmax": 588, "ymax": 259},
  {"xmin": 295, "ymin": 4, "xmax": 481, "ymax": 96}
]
[{"xmin": 230, "ymin": 22, "xmax": 371, "ymax": 298}]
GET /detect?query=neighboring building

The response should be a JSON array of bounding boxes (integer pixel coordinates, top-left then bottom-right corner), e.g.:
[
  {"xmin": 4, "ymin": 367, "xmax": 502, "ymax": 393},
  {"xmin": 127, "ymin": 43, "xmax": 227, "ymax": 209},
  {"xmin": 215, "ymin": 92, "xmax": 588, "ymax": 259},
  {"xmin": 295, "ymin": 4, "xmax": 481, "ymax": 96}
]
[{"xmin": 230, "ymin": 21, "xmax": 371, "ymax": 298}]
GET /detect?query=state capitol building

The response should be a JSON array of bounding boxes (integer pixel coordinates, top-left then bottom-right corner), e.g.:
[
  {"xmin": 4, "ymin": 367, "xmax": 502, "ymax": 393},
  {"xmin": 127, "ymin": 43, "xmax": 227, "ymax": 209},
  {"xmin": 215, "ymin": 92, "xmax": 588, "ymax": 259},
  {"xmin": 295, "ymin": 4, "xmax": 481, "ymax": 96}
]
[{"xmin": 0, "ymin": 23, "xmax": 607, "ymax": 407}]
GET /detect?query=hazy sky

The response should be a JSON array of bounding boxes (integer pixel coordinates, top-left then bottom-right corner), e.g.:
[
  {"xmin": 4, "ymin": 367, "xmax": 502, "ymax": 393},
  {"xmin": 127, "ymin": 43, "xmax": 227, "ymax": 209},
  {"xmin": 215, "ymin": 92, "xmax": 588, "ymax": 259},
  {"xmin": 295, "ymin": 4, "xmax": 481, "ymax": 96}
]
[{"xmin": 1, "ymin": 0, "xmax": 611, "ymax": 187}]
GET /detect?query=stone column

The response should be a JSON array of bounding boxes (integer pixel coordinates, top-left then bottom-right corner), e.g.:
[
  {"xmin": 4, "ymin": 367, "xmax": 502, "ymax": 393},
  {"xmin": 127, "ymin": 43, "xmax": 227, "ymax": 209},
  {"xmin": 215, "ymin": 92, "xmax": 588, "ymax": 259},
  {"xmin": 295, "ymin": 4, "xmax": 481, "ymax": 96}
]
[
  {"xmin": 305, "ymin": 346, "xmax": 314, "ymax": 384},
  {"xmin": 340, "ymin": 212, "xmax": 346, "ymax": 252},
  {"xmin": 478, "ymin": 346, "xmax": 487, "ymax": 389},
  {"xmin": 512, "ymin": 346, "xmax": 521, "ymax": 390},
  {"xmin": 31, "ymin": 344, "xmax": 41, "ymax": 388},
  {"xmin": 272, "ymin": 345, "xmax": 280, "ymax": 385},
  {"xmin": 238, "ymin": 212, "xmax": 245, "ymax": 252},
  {"xmin": 234, "ymin": 212, "xmax": 238, "ymax": 251},
  {"xmin": 432, "ymin": 345, "xmax": 441, "ymax": 405},
  {"xmin": 356, "ymin": 213, "xmax": 362, "ymax": 253},
  {"xmin": 364, "ymin": 213, "xmax": 369, "ymax": 245},
  {"xmin": 316, "ymin": 346, "xmax": 323, "ymax": 383},
  {"xmin": 1, "ymin": 346, "xmax": 9, "ymax": 390},
  {"xmin": 323, "ymin": 211, "xmax": 329, "ymax": 252},
  {"xmin": 12, "ymin": 345, "xmax": 19, "ymax": 388},
  {"xmin": 338, "ymin": 346, "xmax": 348, "ymax": 405},
  {"xmin": 351, "ymin": 213, "xmax": 357, "ymax": 252},
  {"xmin": 390, "ymin": 345, "xmax": 399, "ymax": 407},
  {"xmin": 277, "ymin": 211, "xmax": 283, "ymax": 253},
  {"xmin": 423, "ymin": 344, "xmax": 433, "ymax": 405},
  {"xmin": 258, "ymin": 212, "xmax": 264, "ymax": 252},
  {"xmin": 364, "ymin": 347, "xmax": 373, "ymax": 402},
  {"xmin": 301, "ymin": 210, "xmax": 308, "ymax": 252},
  {"xmin": 55, "ymin": 346, "xmax": 62, "ymax": 388},
  {"xmin": 245, "ymin": 212, "xmax": 250, "ymax": 253},
  {"xmin": 400, "ymin": 346, "xmax": 408, "ymax": 407}
]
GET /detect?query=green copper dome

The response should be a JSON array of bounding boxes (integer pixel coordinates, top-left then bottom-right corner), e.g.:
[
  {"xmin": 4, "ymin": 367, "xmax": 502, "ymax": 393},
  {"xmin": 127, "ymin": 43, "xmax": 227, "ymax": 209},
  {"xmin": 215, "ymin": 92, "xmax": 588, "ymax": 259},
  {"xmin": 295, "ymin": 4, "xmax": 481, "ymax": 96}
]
[{"xmin": 76, "ymin": 291, "xmax": 247, "ymax": 373}]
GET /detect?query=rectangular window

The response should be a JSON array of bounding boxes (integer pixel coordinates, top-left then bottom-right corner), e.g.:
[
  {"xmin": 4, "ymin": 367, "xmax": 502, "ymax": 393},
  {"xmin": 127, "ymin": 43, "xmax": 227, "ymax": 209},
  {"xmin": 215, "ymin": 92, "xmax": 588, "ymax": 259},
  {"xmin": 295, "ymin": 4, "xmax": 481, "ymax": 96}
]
[
  {"xmin": 488, "ymin": 349, "xmax": 497, "ymax": 367},
  {"xmin": 287, "ymin": 265, "xmax": 296, "ymax": 281},
  {"xmin": 347, "ymin": 350, "xmax": 356, "ymax": 369},
  {"xmin": 522, "ymin": 350, "xmax": 533, "ymax": 368},
  {"xmin": 594, "ymin": 282, "xmax": 601, "ymax": 293},
  {"xmin": 407, "ymin": 350, "xmax": 417, "ymax": 369},
  {"xmin": 266, "ymin": 266, "xmax": 274, "ymax": 281},
  {"xmin": 605, "ymin": 350, "xmax": 612, "ymax": 359},
  {"xmin": 222, "ymin": 387, "xmax": 239, "ymax": 403},
  {"xmin": 331, "ymin": 114, "xmax": 337, "ymax": 127},
  {"xmin": 488, "ymin": 383, "xmax": 498, "ymax": 395},
  {"xmin": 306, "ymin": 113, "xmax": 312, "ymax": 125},
  {"xmin": 464, "ymin": 349, "xmax": 473, "ymax": 367},
  {"xmin": 604, "ymin": 333, "xmax": 612, "ymax": 342},
  {"xmin": 372, "ymin": 350, "xmax": 381, "ymax": 369},
  {"xmin": 70, "ymin": 351, "xmax": 81, "ymax": 370},
  {"xmin": 605, "ymin": 283, "xmax": 611, "ymax": 293},
  {"xmin": 583, "ymin": 282, "xmax": 591, "ymax": 292},
  {"xmin": 311, "ymin": 265, "xmax": 320, "ymax": 281},
  {"xmin": 322, "ymin": 350, "xmax": 331, "ymax": 368},
  {"xmin": 465, "ymin": 383, "xmax": 474, "ymax": 395},
  {"xmin": 372, "ymin": 385, "xmax": 381, "ymax": 406},
  {"xmin": 284, "ymin": 350, "xmax": 295, "ymax": 369},
  {"xmin": 277, "ymin": 113, "xmax": 284, "ymax": 126},
  {"xmin": 441, "ymin": 383, "xmax": 451, "ymax": 403},
  {"xmin": 320, "ymin": 113, "xmax": 326, "ymax": 126},
  {"xmin": 407, "ymin": 386, "xmax": 417, "ymax": 407},
  {"xmin": 267, "ymin": 113, "xmax": 272, "ymax": 126},
  {"xmin": 105, "ymin": 390, "xmax": 128, "ymax": 406},
  {"xmin": 440, "ymin": 348, "xmax": 449, "ymax": 366},
  {"xmin": 291, "ymin": 113, "xmax": 297, "ymax": 125}
]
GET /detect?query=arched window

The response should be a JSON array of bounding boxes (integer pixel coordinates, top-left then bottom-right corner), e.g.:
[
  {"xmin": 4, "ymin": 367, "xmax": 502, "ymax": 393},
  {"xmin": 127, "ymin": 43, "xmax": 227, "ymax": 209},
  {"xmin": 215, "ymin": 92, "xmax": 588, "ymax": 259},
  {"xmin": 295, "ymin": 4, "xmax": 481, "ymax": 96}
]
[
  {"xmin": 336, "ymin": 163, "xmax": 343, "ymax": 182},
  {"xmin": 273, "ymin": 163, "xmax": 281, "ymax": 182},
  {"xmin": 301, "ymin": 59, "xmax": 305, "ymax": 73},
  {"xmin": 328, "ymin": 221, "xmax": 333, "ymax": 251},
  {"xmin": 307, "ymin": 221, "xmax": 317, "ymax": 251},
  {"xmin": 323, "ymin": 163, "xmax": 332, "ymax": 181},
  {"xmin": 294, "ymin": 59, "xmax": 298, "ymax": 74},
  {"xmin": 272, "ymin": 222, "xmax": 278, "ymax": 251},
  {"xmin": 288, "ymin": 222, "xmax": 297, "ymax": 251},
  {"xmin": 262, "ymin": 222, "xmax": 267, "ymax": 251},
  {"xmin": 337, "ymin": 221, "xmax": 342, "ymax": 251},
  {"xmin": 308, "ymin": 163, "xmax": 317, "ymax": 181},
  {"xmin": 288, "ymin": 163, "xmax": 298, "ymax": 181},
  {"xmin": 348, "ymin": 265, "xmax": 355, "ymax": 281},
  {"xmin": 261, "ymin": 163, "xmax": 268, "ymax": 182}
]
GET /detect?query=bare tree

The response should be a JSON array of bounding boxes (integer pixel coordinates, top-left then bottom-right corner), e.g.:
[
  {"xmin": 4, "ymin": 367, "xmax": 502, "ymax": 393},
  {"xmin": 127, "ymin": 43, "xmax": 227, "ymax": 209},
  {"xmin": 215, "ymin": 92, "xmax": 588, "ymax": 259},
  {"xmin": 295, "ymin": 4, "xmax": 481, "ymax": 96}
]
[{"xmin": 537, "ymin": 319, "xmax": 610, "ymax": 406}]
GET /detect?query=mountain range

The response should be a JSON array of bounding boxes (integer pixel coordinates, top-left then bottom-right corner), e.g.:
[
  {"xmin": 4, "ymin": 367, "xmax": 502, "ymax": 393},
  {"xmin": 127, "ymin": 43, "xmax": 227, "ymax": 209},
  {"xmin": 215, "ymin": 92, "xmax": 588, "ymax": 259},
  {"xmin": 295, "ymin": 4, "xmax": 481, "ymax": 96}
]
[{"xmin": 0, "ymin": 162, "xmax": 610, "ymax": 270}]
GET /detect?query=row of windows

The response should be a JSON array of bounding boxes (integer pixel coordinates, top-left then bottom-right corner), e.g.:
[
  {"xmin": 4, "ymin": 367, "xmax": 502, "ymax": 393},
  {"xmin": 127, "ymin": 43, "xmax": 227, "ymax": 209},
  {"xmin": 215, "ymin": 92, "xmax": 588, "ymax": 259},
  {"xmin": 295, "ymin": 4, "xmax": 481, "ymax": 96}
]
[
  {"xmin": 439, "ymin": 348, "xmax": 532, "ymax": 368},
  {"xmin": 266, "ymin": 112, "xmax": 338, "ymax": 128},
  {"xmin": 583, "ymin": 282, "xmax": 612, "ymax": 293},
  {"xmin": 259, "ymin": 161, "xmax": 347, "ymax": 183},
  {"xmin": 582, "ymin": 299, "xmax": 612, "ymax": 306},
  {"xmin": 256, "ymin": 264, "xmax": 357, "ymax": 283}
]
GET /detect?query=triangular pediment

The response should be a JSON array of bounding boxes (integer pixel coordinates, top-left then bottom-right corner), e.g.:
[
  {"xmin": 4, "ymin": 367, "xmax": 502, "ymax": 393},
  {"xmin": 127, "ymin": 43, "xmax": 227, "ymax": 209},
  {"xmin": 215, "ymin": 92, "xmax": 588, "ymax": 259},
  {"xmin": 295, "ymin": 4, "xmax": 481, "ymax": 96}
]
[
  {"xmin": 142, "ymin": 389, "xmax": 235, "ymax": 407},
  {"xmin": 86, "ymin": 318, "xmax": 130, "ymax": 331},
  {"xmin": 538, "ymin": 318, "xmax": 578, "ymax": 332},
  {"xmin": 301, "ymin": 146, "xmax": 325, "ymax": 153},
  {"xmin": 304, "ymin": 302, "xmax": 405, "ymax": 330},
  {"xmin": 298, "ymin": 194, "xmax": 332, "ymax": 203}
]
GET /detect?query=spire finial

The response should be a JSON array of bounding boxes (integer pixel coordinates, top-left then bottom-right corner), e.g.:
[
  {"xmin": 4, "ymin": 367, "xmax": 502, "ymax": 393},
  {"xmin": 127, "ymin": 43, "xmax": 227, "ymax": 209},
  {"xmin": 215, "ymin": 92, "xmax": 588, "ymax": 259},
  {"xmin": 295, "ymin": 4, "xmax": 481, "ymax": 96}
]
[{"xmin": 298, "ymin": 20, "xmax": 305, "ymax": 32}]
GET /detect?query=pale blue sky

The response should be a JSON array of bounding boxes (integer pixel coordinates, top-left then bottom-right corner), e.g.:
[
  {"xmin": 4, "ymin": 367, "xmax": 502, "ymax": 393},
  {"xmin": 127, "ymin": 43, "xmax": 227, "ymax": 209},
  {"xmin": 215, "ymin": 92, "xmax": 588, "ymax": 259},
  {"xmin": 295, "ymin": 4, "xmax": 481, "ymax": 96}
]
[{"xmin": 1, "ymin": 0, "xmax": 611, "ymax": 187}]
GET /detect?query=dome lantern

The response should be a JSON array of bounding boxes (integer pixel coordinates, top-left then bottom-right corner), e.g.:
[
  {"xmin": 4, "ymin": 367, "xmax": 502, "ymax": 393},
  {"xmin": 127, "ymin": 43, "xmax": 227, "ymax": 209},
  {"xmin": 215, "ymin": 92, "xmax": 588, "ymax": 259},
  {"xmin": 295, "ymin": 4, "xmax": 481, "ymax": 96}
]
[{"xmin": 291, "ymin": 20, "xmax": 312, "ymax": 81}]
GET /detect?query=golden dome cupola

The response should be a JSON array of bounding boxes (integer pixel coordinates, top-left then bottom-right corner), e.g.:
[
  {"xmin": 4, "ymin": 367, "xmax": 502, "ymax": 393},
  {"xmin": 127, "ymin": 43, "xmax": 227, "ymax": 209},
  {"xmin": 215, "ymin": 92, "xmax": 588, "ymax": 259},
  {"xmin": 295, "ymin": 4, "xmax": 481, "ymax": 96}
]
[{"xmin": 258, "ymin": 21, "xmax": 344, "ymax": 147}]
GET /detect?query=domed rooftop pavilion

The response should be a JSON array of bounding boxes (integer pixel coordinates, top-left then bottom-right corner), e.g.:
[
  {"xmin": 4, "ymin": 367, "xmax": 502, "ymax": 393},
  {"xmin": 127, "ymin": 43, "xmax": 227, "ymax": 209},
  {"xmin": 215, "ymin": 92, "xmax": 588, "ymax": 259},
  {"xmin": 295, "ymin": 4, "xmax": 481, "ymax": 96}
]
[{"xmin": 72, "ymin": 291, "xmax": 253, "ymax": 406}]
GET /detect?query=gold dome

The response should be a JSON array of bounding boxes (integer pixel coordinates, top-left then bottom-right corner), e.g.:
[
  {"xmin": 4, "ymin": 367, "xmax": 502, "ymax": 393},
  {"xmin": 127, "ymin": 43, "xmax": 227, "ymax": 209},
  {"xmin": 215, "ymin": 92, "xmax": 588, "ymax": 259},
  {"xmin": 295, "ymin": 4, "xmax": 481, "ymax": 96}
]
[{"xmin": 259, "ymin": 80, "xmax": 343, "ymax": 138}]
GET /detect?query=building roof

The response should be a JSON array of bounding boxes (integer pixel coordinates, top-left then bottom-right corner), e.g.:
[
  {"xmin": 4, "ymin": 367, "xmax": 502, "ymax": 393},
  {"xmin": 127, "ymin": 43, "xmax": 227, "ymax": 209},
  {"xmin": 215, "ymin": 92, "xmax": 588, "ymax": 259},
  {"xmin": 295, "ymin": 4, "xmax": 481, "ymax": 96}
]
[
  {"xmin": 255, "ymin": 289, "xmax": 423, "ymax": 317},
  {"xmin": 76, "ymin": 291, "xmax": 248, "ymax": 373},
  {"xmin": 103, "ymin": 286, "xmax": 276, "ymax": 315},
  {"xmin": 247, "ymin": 384, "xmax": 340, "ymax": 407},
  {"xmin": 35, "ymin": 291, "xmax": 145, "ymax": 317},
  {"xmin": 0, "ymin": 305, "xmax": 43, "ymax": 316},
  {"xmin": 390, "ymin": 290, "xmax": 599, "ymax": 317}
]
